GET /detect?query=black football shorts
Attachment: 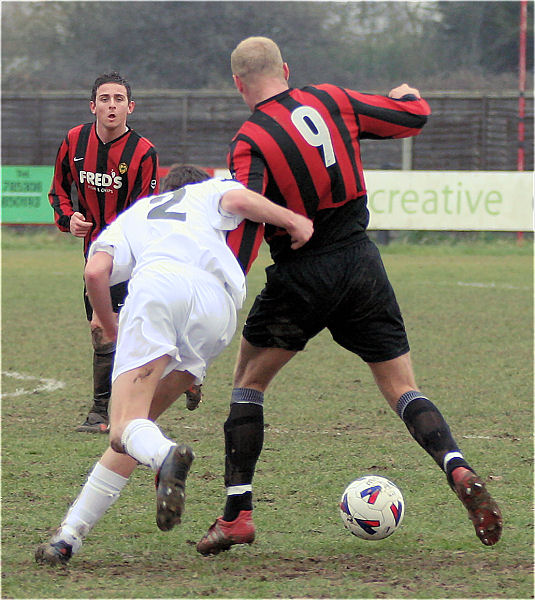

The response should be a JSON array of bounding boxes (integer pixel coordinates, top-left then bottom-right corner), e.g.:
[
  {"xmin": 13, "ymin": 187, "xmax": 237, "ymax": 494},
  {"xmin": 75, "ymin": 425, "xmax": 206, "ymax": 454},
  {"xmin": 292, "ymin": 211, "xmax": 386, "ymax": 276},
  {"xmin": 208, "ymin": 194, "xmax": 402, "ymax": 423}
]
[
  {"xmin": 243, "ymin": 237, "xmax": 410, "ymax": 363},
  {"xmin": 84, "ymin": 280, "xmax": 128, "ymax": 322}
]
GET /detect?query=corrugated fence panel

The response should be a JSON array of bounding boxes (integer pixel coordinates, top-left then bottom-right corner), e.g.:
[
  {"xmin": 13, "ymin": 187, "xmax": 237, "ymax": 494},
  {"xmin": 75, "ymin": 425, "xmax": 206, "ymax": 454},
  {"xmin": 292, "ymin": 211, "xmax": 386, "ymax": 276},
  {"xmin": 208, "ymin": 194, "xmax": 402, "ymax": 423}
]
[{"xmin": 1, "ymin": 91, "xmax": 533, "ymax": 171}]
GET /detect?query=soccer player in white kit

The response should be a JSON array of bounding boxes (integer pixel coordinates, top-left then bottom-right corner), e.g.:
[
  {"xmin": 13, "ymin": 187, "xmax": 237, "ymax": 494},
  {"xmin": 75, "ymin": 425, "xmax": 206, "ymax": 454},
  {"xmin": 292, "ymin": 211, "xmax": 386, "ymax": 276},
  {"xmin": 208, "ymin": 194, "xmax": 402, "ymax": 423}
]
[{"xmin": 35, "ymin": 165, "xmax": 313, "ymax": 566}]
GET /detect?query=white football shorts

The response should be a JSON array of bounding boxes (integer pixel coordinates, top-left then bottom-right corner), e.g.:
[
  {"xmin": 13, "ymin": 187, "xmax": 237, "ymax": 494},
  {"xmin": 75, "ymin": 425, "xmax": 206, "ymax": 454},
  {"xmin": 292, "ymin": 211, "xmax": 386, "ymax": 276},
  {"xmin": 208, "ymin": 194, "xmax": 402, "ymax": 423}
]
[{"xmin": 112, "ymin": 261, "xmax": 238, "ymax": 384}]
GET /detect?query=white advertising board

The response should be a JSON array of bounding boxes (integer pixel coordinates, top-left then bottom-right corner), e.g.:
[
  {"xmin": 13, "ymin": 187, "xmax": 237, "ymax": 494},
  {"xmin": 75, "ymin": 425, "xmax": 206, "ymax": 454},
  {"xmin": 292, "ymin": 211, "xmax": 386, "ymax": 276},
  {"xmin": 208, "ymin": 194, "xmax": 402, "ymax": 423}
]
[
  {"xmin": 366, "ymin": 171, "xmax": 533, "ymax": 231},
  {"xmin": 213, "ymin": 169, "xmax": 534, "ymax": 231}
]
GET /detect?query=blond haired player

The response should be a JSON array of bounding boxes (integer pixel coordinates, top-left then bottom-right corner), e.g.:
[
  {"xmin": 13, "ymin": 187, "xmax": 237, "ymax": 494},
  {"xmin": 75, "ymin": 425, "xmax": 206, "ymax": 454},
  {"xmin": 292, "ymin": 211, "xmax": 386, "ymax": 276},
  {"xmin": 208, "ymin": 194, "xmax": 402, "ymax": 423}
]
[{"xmin": 196, "ymin": 37, "xmax": 502, "ymax": 554}]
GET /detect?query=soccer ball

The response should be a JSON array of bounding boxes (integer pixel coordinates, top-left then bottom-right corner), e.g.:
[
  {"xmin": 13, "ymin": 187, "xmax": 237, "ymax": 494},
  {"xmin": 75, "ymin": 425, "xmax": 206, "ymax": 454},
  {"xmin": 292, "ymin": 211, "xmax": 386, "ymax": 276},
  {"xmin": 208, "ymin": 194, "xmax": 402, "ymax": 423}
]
[{"xmin": 339, "ymin": 475, "xmax": 404, "ymax": 540}]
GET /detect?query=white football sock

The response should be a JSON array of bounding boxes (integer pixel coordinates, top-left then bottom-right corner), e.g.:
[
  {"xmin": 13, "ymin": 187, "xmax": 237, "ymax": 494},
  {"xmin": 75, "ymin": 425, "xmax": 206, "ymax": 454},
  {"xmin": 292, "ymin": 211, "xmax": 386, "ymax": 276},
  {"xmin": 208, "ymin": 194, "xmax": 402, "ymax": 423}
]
[
  {"xmin": 54, "ymin": 461, "xmax": 128, "ymax": 554},
  {"xmin": 121, "ymin": 418, "xmax": 175, "ymax": 471}
]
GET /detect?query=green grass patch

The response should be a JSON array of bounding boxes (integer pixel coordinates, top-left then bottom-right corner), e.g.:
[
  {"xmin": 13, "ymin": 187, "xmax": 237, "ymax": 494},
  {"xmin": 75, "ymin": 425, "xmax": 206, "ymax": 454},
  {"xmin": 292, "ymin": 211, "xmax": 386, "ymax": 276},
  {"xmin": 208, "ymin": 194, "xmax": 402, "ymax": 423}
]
[{"xmin": 2, "ymin": 229, "xmax": 533, "ymax": 598}]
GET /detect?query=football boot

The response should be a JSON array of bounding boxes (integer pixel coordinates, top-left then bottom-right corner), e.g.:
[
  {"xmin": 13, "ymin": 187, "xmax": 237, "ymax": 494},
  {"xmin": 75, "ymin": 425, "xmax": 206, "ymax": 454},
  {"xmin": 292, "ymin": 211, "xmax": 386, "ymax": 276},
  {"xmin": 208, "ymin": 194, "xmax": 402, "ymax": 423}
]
[
  {"xmin": 35, "ymin": 540, "xmax": 73, "ymax": 566},
  {"xmin": 155, "ymin": 443, "xmax": 194, "ymax": 531},
  {"xmin": 453, "ymin": 468, "xmax": 502, "ymax": 546},
  {"xmin": 185, "ymin": 384, "xmax": 203, "ymax": 411},
  {"xmin": 76, "ymin": 410, "xmax": 109, "ymax": 433},
  {"xmin": 196, "ymin": 510, "xmax": 255, "ymax": 555}
]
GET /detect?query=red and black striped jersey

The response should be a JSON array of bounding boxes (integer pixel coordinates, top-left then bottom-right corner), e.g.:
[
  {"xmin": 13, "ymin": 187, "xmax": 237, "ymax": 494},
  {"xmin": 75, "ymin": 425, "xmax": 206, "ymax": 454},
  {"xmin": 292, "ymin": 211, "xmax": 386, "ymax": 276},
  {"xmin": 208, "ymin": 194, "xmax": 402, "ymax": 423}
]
[
  {"xmin": 228, "ymin": 83, "xmax": 430, "ymax": 262},
  {"xmin": 226, "ymin": 219, "xmax": 265, "ymax": 274},
  {"xmin": 49, "ymin": 122, "xmax": 159, "ymax": 255}
]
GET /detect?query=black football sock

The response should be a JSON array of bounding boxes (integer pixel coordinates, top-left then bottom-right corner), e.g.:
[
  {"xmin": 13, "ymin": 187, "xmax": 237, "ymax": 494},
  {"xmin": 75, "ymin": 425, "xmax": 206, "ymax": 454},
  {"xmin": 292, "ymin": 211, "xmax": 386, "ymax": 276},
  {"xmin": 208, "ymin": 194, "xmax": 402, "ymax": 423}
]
[
  {"xmin": 223, "ymin": 491, "xmax": 253, "ymax": 521},
  {"xmin": 222, "ymin": 388, "xmax": 264, "ymax": 521},
  {"xmin": 396, "ymin": 390, "xmax": 473, "ymax": 487},
  {"xmin": 91, "ymin": 349, "xmax": 114, "ymax": 415}
]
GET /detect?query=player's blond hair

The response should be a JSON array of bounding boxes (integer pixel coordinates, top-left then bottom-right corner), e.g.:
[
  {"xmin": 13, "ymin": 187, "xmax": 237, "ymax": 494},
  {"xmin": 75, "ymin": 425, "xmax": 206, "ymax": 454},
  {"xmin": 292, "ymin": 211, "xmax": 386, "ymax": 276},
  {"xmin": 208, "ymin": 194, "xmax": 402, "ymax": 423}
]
[{"xmin": 231, "ymin": 37, "xmax": 285, "ymax": 83}]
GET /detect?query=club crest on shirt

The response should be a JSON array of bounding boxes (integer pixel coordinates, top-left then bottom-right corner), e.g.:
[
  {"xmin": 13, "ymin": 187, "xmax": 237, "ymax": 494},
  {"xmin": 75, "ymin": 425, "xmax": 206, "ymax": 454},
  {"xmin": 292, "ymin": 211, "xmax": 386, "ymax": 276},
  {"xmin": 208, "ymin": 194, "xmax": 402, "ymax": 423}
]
[{"xmin": 119, "ymin": 162, "xmax": 128, "ymax": 175}]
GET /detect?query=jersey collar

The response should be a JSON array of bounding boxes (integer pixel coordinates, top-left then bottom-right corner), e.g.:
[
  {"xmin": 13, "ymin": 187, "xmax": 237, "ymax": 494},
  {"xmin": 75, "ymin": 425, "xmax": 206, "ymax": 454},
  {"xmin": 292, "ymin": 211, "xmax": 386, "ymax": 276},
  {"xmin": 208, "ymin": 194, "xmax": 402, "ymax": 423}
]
[{"xmin": 255, "ymin": 88, "xmax": 293, "ymax": 110}]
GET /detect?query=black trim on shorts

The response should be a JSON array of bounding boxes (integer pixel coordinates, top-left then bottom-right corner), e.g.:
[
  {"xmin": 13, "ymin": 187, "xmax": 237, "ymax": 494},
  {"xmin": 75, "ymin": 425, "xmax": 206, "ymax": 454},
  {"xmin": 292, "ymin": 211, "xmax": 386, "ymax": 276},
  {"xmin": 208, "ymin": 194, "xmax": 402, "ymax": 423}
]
[{"xmin": 84, "ymin": 280, "xmax": 128, "ymax": 322}]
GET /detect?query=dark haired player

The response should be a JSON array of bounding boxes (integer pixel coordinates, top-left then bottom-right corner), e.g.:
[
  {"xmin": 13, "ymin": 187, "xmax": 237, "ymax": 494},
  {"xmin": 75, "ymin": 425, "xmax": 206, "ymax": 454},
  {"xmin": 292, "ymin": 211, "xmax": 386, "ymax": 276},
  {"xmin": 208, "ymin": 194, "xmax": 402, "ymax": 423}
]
[{"xmin": 49, "ymin": 72, "xmax": 159, "ymax": 433}]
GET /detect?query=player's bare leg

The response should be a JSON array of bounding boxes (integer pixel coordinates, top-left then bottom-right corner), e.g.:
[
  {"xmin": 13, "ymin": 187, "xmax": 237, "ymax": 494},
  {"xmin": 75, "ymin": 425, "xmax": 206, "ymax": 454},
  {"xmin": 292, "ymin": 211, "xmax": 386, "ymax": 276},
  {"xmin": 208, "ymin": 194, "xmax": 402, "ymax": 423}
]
[
  {"xmin": 35, "ymin": 446, "xmax": 136, "ymax": 566},
  {"xmin": 367, "ymin": 352, "xmax": 417, "ymax": 410},
  {"xmin": 148, "ymin": 368, "xmax": 197, "ymax": 420},
  {"xmin": 112, "ymin": 358, "xmax": 196, "ymax": 532},
  {"xmin": 108, "ymin": 356, "xmax": 171, "ymax": 444},
  {"xmin": 197, "ymin": 340, "xmax": 295, "ymax": 555},
  {"xmin": 146, "ymin": 367, "xmax": 198, "ymax": 531},
  {"xmin": 233, "ymin": 339, "xmax": 297, "ymax": 392},
  {"xmin": 368, "ymin": 352, "xmax": 502, "ymax": 546},
  {"xmin": 36, "ymin": 358, "xmax": 200, "ymax": 566}
]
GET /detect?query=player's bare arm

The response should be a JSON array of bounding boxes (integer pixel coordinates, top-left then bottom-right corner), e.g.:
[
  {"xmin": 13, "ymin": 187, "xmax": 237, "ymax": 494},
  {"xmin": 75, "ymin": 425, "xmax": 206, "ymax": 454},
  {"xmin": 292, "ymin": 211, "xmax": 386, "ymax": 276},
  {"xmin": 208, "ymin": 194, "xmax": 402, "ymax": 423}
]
[
  {"xmin": 220, "ymin": 188, "xmax": 313, "ymax": 249},
  {"xmin": 388, "ymin": 83, "xmax": 421, "ymax": 99},
  {"xmin": 84, "ymin": 251, "xmax": 118, "ymax": 341}
]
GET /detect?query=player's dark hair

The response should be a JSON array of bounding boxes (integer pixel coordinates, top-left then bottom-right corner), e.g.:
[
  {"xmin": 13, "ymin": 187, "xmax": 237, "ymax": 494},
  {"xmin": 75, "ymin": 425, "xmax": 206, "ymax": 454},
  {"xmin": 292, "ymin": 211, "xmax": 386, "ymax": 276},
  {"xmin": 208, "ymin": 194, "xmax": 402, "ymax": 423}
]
[
  {"xmin": 161, "ymin": 164, "xmax": 211, "ymax": 192},
  {"xmin": 91, "ymin": 72, "xmax": 132, "ymax": 102}
]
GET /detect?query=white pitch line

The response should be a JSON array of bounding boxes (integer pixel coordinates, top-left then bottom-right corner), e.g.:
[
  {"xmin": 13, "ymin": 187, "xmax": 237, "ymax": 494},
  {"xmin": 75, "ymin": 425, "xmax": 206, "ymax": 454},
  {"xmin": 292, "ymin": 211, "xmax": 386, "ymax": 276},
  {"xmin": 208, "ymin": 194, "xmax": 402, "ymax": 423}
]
[
  {"xmin": 1, "ymin": 371, "xmax": 65, "ymax": 399},
  {"xmin": 456, "ymin": 281, "xmax": 530, "ymax": 290},
  {"xmin": 418, "ymin": 280, "xmax": 530, "ymax": 291}
]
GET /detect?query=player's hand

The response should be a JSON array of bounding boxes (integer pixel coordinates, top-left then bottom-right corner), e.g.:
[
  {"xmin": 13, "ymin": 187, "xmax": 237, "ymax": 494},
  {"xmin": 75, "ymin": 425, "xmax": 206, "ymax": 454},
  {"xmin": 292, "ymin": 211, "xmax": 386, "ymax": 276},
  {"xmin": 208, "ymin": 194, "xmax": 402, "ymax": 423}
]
[
  {"xmin": 288, "ymin": 214, "xmax": 314, "ymax": 250},
  {"xmin": 388, "ymin": 83, "xmax": 421, "ymax": 99},
  {"xmin": 70, "ymin": 212, "xmax": 93, "ymax": 237}
]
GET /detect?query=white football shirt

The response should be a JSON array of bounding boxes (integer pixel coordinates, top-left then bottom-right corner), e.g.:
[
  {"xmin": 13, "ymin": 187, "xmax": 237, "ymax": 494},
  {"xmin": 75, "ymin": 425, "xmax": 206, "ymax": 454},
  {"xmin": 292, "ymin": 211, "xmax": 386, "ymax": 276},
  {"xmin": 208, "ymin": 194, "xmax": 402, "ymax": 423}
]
[{"xmin": 88, "ymin": 177, "xmax": 248, "ymax": 308}]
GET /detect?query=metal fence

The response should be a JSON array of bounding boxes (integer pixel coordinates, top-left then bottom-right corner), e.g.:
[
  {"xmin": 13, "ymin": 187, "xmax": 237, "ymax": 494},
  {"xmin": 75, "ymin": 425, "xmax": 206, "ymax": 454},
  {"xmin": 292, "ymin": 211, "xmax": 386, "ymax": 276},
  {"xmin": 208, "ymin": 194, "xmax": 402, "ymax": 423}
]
[{"xmin": 2, "ymin": 90, "xmax": 533, "ymax": 171}]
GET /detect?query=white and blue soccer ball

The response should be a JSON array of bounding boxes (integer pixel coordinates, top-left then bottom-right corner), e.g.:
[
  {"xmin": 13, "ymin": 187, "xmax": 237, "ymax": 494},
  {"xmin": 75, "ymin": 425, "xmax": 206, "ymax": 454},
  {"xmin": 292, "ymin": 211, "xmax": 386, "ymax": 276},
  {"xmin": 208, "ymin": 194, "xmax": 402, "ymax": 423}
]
[{"xmin": 339, "ymin": 475, "xmax": 404, "ymax": 540}]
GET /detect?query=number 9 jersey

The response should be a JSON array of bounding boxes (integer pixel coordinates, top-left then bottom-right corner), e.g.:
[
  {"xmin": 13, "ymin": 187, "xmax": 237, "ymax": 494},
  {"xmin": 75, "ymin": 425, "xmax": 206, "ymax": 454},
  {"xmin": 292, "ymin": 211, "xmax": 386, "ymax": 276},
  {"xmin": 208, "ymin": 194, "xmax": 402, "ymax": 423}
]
[{"xmin": 228, "ymin": 83, "xmax": 431, "ymax": 262}]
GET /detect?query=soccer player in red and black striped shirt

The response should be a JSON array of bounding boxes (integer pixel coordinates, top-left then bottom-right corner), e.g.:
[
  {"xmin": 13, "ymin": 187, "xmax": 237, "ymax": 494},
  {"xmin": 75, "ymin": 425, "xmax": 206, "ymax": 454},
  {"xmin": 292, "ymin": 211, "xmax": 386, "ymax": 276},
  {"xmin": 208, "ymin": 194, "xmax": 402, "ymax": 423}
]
[
  {"xmin": 49, "ymin": 72, "xmax": 159, "ymax": 434},
  {"xmin": 197, "ymin": 37, "xmax": 502, "ymax": 555}
]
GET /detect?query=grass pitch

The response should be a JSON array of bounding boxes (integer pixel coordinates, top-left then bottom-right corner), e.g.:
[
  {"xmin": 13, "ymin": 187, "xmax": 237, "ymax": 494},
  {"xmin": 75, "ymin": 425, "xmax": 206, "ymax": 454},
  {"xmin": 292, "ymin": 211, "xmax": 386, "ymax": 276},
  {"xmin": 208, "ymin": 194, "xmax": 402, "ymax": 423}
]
[{"xmin": 1, "ymin": 228, "xmax": 533, "ymax": 599}]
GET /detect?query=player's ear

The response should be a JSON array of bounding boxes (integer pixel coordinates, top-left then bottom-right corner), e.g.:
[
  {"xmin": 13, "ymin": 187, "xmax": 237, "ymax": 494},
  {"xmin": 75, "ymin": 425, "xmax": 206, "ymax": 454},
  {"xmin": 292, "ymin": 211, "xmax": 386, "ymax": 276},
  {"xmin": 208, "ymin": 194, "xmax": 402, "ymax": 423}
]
[
  {"xmin": 283, "ymin": 63, "xmax": 290, "ymax": 81},
  {"xmin": 90, "ymin": 101, "xmax": 96, "ymax": 115},
  {"xmin": 233, "ymin": 74, "xmax": 244, "ymax": 93},
  {"xmin": 127, "ymin": 100, "xmax": 135, "ymax": 115}
]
